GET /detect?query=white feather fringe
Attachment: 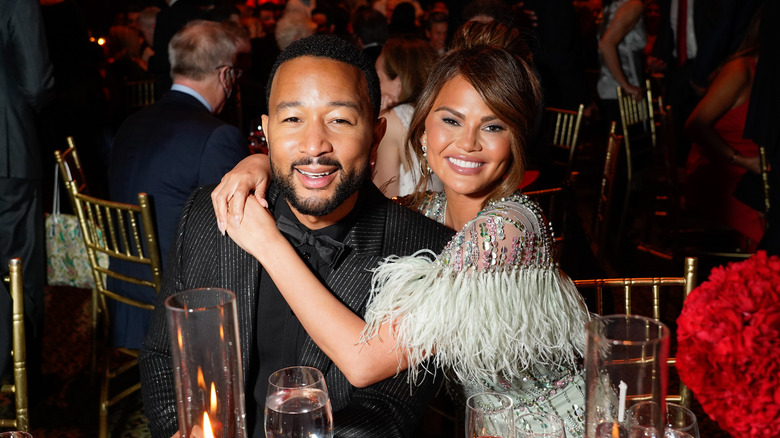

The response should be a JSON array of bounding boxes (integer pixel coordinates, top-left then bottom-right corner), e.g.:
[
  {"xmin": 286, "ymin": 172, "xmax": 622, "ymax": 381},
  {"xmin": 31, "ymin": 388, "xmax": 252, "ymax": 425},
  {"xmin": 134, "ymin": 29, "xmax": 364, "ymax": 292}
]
[{"xmin": 361, "ymin": 250, "xmax": 590, "ymax": 386}]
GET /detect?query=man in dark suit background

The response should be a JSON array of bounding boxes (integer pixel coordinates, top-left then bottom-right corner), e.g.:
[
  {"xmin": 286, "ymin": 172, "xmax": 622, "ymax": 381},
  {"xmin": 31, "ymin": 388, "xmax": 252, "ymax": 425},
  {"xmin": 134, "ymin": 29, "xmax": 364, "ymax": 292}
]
[
  {"xmin": 139, "ymin": 34, "xmax": 452, "ymax": 437},
  {"xmin": 109, "ymin": 20, "xmax": 248, "ymax": 350},
  {"xmin": 1, "ymin": 0, "xmax": 54, "ymax": 379},
  {"xmin": 651, "ymin": 0, "xmax": 763, "ymax": 162}
]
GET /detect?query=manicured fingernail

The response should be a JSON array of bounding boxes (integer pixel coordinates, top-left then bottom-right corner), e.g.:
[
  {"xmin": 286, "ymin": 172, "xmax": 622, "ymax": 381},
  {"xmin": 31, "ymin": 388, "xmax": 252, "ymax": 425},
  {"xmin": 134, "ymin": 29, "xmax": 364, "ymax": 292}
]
[{"xmin": 218, "ymin": 220, "xmax": 226, "ymax": 236}]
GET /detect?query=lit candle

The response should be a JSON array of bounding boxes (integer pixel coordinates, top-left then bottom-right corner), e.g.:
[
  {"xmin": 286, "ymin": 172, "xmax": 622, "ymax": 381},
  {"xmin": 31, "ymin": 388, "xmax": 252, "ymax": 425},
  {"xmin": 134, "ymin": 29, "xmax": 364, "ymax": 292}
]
[
  {"xmin": 617, "ymin": 380, "xmax": 628, "ymax": 423},
  {"xmin": 203, "ymin": 411, "xmax": 214, "ymax": 438}
]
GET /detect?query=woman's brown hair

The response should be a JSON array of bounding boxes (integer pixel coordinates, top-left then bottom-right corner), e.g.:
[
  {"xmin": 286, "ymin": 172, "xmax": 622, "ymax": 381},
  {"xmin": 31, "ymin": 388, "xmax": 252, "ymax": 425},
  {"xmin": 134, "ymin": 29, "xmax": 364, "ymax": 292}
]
[{"xmin": 379, "ymin": 37, "xmax": 439, "ymax": 107}]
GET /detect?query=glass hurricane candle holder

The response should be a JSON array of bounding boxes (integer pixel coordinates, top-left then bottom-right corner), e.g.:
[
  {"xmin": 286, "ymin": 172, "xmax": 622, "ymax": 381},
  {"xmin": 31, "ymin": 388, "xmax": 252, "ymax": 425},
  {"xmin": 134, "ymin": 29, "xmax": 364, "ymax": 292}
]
[
  {"xmin": 166, "ymin": 288, "xmax": 247, "ymax": 438},
  {"xmin": 585, "ymin": 315, "xmax": 670, "ymax": 438}
]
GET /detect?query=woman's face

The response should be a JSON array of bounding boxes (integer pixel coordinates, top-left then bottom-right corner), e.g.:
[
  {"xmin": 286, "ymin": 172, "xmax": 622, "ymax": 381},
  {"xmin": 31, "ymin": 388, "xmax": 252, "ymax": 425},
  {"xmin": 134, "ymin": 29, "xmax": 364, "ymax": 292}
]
[
  {"xmin": 375, "ymin": 52, "xmax": 401, "ymax": 111},
  {"xmin": 423, "ymin": 75, "xmax": 512, "ymax": 200}
]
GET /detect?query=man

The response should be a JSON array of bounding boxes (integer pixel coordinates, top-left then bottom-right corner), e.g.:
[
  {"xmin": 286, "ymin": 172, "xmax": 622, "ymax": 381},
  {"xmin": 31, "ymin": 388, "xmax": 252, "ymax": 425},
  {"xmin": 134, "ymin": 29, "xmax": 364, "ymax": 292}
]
[
  {"xmin": 651, "ymin": 0, "xmax": 762, "ymax": 162},
  {"xmin": 109, "ymin": 20, "xmax": 248, "ymax": 350},
  {"xmin": 0, "ymin": 0, "xmax": 54, "ymax": 378},
  {"xmin": 425, "ymin": 11, "xmax": 448, "ymax": 53},
  {"xmin": 139, "ymin": 34, "xmax": 452, "ymax": 437}
]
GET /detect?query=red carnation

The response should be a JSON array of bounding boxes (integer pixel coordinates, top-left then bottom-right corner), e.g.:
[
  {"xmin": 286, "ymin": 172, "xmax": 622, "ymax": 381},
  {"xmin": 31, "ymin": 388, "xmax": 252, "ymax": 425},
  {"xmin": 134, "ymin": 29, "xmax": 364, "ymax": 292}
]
[{"xmin": 677, "ymin": 251, "xmax": 780, "ymax": 437}]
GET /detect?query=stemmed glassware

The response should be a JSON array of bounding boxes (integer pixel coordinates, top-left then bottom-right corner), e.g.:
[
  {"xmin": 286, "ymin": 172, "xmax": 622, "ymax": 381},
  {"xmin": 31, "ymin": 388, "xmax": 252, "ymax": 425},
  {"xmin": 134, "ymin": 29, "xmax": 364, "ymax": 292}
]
[
  {"xmin": 466, "ymin": 392, "xmax": 516, "ymax": 438},
  {"xmin": 264, "ymin": 366, "xmax": 334, "ymax": 438},
  {"xmin": 515, "ymin": 413, "xmax": 565, "ymax": 438},
  {"xmin": 628, "ymin": 402, "xmax": 701, "ymax": 438}
]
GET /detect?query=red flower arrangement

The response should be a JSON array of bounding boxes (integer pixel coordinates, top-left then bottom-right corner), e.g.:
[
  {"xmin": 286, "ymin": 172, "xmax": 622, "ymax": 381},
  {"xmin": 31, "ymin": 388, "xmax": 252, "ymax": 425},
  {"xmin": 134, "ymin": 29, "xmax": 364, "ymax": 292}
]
[{"xmin": 677, "ymin": 251, "xmax": 780, "ymax": 437}]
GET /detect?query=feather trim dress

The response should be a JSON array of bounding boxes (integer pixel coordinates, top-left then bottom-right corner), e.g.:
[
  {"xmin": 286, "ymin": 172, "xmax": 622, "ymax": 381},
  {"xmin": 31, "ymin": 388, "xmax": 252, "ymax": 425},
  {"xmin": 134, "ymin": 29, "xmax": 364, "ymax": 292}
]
[{"xmin": 362, "ymin": 191, "xmax": 589, "ymax": 437}]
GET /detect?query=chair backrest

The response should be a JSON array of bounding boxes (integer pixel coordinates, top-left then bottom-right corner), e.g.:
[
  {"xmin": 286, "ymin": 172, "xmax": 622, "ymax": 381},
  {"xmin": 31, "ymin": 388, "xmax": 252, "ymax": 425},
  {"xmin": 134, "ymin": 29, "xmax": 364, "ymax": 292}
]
[
  {"xmin": 1, "ymin": 258, "xmax": 29, "ymax": 432},
  {"xmin": 525, "ymin": 185, "xmax": 566, "ymax": 245},
  {"xmin": 54, "ymin": 136, "xmax": 89, "ymax": 203},
  {"xmin": 592, "ymin": 122, "xmax": 621, "ymax": 264},
  {"xmin": 544, "ymin": 103, "xmax": 585, "ymax": 174},
  {"xmin": 65, "ymin": 180, "xmax": 162, "ymax": 311},
  {"xmin": 126, "ymin": 79, "xmax": 156, "ymax": 111},
  {"xmin": 574, "ymin": 256, "xmax": 699, "ymax": 408},
  {"xmin": 617, "ymin": 78, "xmax": 657, "ymax": 154}
]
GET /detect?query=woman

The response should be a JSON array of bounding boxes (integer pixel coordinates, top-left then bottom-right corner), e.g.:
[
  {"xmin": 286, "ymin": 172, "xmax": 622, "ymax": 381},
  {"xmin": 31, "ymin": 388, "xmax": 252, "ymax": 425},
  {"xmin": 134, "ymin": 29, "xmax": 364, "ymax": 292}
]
[
  {"xmin": 213, "ymin": 30, "xmax": 589, "ymax": 437},
  {"xmin": 373, "ymin": 36, "xmax": 442, "ymax": 197},
  {"xmin": 684, "ymin": 13, "xmax": 763, "ymax": 250},
  {"xmin": 596, "ymin": 0, "xmax": 647, "ymax": 121}
]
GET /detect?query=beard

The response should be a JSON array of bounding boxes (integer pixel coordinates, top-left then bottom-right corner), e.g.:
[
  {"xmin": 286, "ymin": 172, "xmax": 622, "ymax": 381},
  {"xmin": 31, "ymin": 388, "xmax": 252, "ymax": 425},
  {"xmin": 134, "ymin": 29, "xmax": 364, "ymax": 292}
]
[{"xmin": 272, "ymin": 155, "xmax": 370, "ymax": 216}]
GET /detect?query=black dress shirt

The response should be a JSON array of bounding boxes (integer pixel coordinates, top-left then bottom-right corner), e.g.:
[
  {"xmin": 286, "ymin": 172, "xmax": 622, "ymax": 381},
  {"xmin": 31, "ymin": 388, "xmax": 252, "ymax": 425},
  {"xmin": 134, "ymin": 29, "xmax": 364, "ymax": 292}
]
[{"xmin": 252, "ymin": 197, "xmax": 358, "ymax": 437}]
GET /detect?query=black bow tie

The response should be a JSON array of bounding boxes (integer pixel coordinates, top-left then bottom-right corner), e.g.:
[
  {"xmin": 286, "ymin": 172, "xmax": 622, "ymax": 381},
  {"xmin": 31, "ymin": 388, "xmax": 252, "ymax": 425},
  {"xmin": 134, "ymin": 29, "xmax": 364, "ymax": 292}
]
[{"xmin": 276, "ymin": 215, "xmax": 346, "ymax": 267}]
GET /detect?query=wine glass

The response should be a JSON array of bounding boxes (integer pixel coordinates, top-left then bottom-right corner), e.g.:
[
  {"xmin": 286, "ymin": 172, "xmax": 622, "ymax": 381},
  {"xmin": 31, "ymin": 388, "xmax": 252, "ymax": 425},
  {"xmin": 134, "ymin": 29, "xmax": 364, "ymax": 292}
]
[
  {"xmin": 515, "ymin": 413, "xmax": 565, "ymax": 438},
  {"xmin": 466, "ymin": 392, "xmax": 515, "ymax": 438},
  {"xmin": 0, "ymin": 433, "xmax": 33, "ymax": 438},
  {"xmin": 628, "ymin": 402, "xmax": 700, "ymax": 438},
  {"xmin": 264, "ymin": 366, "xmax": 334, "ymax": 438}
]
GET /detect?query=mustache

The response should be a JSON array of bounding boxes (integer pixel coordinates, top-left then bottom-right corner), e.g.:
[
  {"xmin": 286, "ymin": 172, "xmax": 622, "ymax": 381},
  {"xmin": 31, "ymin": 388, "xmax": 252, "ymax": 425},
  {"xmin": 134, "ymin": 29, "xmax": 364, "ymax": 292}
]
[{"xmin": 290, "ymin": 156, "xmax": 343, "ymax": 171}]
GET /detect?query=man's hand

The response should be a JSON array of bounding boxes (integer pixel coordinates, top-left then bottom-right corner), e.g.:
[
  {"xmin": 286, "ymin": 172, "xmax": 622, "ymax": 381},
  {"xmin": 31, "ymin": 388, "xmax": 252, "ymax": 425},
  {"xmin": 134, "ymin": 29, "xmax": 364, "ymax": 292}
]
[{"xmin": 211, "ymin": 154, "xmax": 272, "ymax": 235}]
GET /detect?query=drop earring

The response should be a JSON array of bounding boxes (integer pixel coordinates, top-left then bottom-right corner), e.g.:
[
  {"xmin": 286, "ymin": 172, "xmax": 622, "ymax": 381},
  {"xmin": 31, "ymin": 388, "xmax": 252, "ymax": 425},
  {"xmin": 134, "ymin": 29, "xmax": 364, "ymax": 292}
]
[{"xmin": 420, "ymin": 134, "xmax": 432, "ymax": 175}]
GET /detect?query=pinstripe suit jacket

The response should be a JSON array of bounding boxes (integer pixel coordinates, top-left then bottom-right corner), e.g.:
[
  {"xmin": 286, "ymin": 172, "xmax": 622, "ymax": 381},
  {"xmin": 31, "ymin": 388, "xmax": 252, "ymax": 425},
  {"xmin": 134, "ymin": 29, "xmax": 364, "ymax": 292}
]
[{"xmin": 139, "ymin": 182, "xmax": 453, "ymax": 438}]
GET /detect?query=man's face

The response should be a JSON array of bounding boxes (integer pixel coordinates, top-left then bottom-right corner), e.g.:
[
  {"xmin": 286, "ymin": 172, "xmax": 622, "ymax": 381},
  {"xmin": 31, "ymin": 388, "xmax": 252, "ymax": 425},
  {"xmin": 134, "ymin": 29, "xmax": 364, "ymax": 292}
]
[
  {"xmin": 426, "ymin": 22, "xmax": 448, "ymax": 52},
  {"xmin": 262, "ymin": 56, "xmax": 385, "ymax": 222},
  {"xmin": 259, "ymin": 10, "xmax": 276, "ymax": 35}
]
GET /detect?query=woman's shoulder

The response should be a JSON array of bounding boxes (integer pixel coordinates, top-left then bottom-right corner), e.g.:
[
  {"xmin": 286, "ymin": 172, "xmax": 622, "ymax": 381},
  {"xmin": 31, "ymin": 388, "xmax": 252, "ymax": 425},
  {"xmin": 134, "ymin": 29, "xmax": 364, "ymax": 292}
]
[
  {"xmin": 444, "ymin": 192, "xmax": 556, "ymax": 272},
  {"xmin": 468, "ymin": 193, "xmax": 548, "ymax": 236}
]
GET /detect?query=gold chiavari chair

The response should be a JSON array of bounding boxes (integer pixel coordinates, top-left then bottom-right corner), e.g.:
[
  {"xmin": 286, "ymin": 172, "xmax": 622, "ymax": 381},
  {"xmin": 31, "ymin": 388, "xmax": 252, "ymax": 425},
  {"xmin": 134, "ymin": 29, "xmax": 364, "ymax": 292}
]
[
  {"xmin": 126, "ymin": 79, "xmax": 156, "ymax": 111},
  {"xmin": 614, "ymin": 79, "xmax": 659, "ymax": 256},
  {"xmin": 617, "ymin": 78, "xmax": 657, "ymax": 152},
  {"xmin": 54, "ymin": 136, "xmax": 89, "ymax": 202},
  {"xmin": 66, "ymin": 181, "xmax": 162, "ymax": 438},
  {"xmin": 545, "ymin": 103, "xmax": 585, "ymax": 175},
  {"xmin": 574, "ymin": 256, "xmax": 699, "ymax": 408},
  {"xmin": 592, "ymin": 122, "xmax": 621, "ymax": 267},
  {"xmin": 54, "ymin": 137, "xmax": 101, "ymax": 379},
  {"xmin": 525, "ymin": 185, "xmax": 567, "ymax": 246},
  {"xmin": 1, "ymin": 258, "xmax": 29, "ymax": 432}
]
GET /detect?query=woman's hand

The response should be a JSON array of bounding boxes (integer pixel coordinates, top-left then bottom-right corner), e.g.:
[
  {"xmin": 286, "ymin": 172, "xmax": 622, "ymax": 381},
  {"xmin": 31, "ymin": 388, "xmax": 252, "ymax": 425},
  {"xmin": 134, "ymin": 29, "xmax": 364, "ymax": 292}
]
[
  {"xmin": 734, "ymin": 154, "xmax": 762, "ymax": 174},
  {"xmin": 622, "ymin": 83, "xmax": 643, "ymax": 101},
  {"xmin": 211, "ymin": 154, "xmax": 272, "ymax": 235},
  {"xmin": 224, "ymin": 195, "xmax": 286, "ymax": 263}
]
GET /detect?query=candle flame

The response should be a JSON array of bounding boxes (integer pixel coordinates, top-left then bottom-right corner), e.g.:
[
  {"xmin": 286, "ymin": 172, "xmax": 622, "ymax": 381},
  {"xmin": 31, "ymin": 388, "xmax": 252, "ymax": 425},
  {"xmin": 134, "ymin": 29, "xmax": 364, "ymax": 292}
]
[
  {"xmin": 177, "ymin": 328, "xmax": 183, "ymax": 350},
  {"xmin": 210, "ymin": 382, "xmax": 217, "ymax": 415},
  {"xmin": 197, "ymin": 367, "xmax": 205, "ymax": 390},
  {"xmin": 611, "ymin": 421, "xmax": 620, "ymax": 438},
  {"xmin": 203, "ymin": 411, "xmax": 214, "ymax": 438},
  {"xmin": 220, "ymin": 325, "xmax": 224, "ymax": 341}
]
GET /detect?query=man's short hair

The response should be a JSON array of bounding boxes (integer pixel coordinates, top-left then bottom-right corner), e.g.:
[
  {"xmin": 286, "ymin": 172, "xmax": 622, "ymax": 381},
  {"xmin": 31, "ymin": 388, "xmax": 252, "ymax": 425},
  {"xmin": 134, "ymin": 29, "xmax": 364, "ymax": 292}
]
[
  {"xmin": 169, "ymin": 20, "xmax": 239, "ymax": 81},
  {"xmin": 265, "ymin": 34, "xmax": 381, "ymax": 118}
]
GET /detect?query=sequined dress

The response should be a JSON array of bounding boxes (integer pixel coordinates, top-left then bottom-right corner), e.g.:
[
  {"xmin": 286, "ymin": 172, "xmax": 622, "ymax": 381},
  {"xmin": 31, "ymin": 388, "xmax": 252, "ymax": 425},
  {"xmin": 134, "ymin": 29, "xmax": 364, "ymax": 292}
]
[{"xmin": 362, "ymin": 191, "xmax": 589, "ymax": 437}]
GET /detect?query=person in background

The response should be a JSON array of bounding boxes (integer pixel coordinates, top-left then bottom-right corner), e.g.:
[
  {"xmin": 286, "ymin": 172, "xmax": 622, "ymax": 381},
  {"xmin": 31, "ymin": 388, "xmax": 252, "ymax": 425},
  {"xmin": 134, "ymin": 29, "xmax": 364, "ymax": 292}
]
[
  {"xmin": 108, "ymin": 20, "xmax": 248, "ymax": 350},
  {"xmin": 140, "ymin": 33, "xmax": 452, "ymax": 437},
  {"xmin": 274, "ymin": 7, "xmax": 316, "ymax": 50},
  {"xmin": 596, "ymin": 0, "xmax": 647, "ymax": 124},
  {"xmin": 684, "ymin": 9, "xmax": 764, "ymax": 251},
  {"xmin": 352, "ymin": 6, "xmax": 388, "ymax": 65},
  {"xmin": 372, "ymin": 36, "xmax": 442, "ymax": 197},
  {"xmin": 424, "ymin": 10, "xmax": 448, "ymax": 53},
  {"xmin": 0, "ymin": 0, "xmax": 54, "ymax": 384},
  {"xmin": 138, "ymin": 6, "xmax": 160, "ymax": 64}
]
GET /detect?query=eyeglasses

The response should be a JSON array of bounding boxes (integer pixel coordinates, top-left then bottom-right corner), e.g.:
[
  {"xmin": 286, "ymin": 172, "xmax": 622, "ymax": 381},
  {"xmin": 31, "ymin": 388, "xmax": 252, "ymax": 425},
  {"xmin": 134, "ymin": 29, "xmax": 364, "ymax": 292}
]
[{"xmin": 215, "ymin": 65, "xmax": 243, "ymax": 79}]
